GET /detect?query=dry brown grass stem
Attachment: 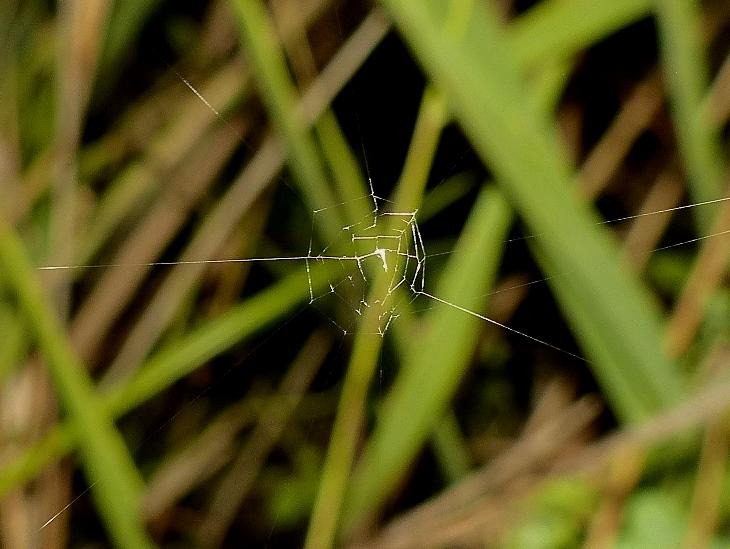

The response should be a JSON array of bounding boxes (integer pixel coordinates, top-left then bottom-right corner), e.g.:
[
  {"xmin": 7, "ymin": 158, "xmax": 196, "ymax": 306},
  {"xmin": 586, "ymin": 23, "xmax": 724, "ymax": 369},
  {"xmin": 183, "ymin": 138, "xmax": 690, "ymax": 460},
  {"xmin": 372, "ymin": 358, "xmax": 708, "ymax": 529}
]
[
  {"xmin": 99, "ymin": 10, "xmax": 390, "ymax": 386},
  {"xmin": 197, "ymin": 330, "xmax": 332, "ymax": 547},
  {"xmin": 364, "ymin": 369, "xmax": 730, "ymax": 549},
  {"xmin": 361, "ymin": 395, "xmax": 602, "ymax": 549},
  {"xmin": 665, "ymin": 178, "xmax": 730, "ymax": 357},
  {"xmin": 578, "ymin": 70, "xmax": 664, "ymax": 200}
]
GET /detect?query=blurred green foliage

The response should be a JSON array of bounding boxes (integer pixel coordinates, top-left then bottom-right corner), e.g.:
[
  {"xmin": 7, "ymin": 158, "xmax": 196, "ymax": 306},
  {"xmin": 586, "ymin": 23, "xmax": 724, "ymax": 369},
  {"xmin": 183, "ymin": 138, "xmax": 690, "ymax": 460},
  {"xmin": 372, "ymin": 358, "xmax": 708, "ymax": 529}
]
[{"xmin": 1, "ymin": 0, "xmax": 729, "ymax": 547}]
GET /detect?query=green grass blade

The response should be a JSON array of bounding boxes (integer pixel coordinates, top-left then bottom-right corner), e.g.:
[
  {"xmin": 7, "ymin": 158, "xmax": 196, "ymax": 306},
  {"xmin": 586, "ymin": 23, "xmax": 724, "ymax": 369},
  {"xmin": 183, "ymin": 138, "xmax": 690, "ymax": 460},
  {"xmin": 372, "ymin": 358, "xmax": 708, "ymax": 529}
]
[
  {"xmin": 0, "ymin": 299, "xmax": 27, "ymax": 385},
  {"xmin": 0, "ymin": 218, "xmax": 154, "ymax": 549},
  {"xmin": 392, "ymin": 85, "xmax": 448, "ymax": 207},
  {"xmin": 0, "ymin": 427, "xmax": 71, "ymax": 499},
  {"xmin": 653, "ymin": 0, "xmax": 725, "ymax": 226},
  {"xmin": 508, "ymin": 0, "xmax": 652, "ymax": 69},
  {"xmin": 378, "ymin": 0, "xmax": 683, "ymax": 423},
  {"xmin": 95, "ymin": 0, "xmax": 164, "ymax": 99},
  {"xmin": 0, "ymin": 263, "xmax": 331, "ymax": 498},
  {"xmin": 105, "ymin": 264, "xmax": 327, "ymax": 416},
  {"xmin": 431, "ymin": 412, "xmax": 471, "ymax": 482},
  {"xmin": 418, "ymin": 173, "xmax": 475, "ymax": 221},
  {"xmin": 81, "ymin": 161, "xmax": 159, "ymax": 263},
  {"xmin": 343, "ymin": 185, "xmax": 512, "ymax": 531},
  {"xmin": 315, "ymin": 111, "xmax": 369, "ymax": 208},
  {"xmin": 228, "ymin": 0, "xmax": 342, "ymax": 240},
  {"xmin": 304, "ymin": 302, "xmax": 385, "ymax": 549}
]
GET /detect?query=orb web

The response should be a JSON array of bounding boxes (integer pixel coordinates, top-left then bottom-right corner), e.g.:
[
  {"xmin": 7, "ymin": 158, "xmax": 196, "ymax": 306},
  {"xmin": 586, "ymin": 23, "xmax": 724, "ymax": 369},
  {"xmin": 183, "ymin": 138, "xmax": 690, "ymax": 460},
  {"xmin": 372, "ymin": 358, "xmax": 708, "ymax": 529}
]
[{"xmin": 304, "ymin": 193, "xmax": 426, "ymax": 336}]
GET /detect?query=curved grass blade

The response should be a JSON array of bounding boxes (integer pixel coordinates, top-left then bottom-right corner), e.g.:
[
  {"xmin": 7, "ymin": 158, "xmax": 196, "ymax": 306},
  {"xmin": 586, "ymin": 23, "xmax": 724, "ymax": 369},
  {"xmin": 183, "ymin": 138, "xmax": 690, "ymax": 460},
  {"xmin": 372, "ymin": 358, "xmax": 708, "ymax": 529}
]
[{"xmin": 508, "ymin": 0, "xmax": 652, "ymax": 69}]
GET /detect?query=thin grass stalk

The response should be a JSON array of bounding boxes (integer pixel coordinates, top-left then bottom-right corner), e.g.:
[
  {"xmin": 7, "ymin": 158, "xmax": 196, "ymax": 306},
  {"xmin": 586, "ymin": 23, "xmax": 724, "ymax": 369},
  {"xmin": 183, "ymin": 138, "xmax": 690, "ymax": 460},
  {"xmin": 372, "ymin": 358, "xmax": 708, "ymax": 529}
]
[
  {"xmin": 653, "ymin": 0, "xmax": 725, "ymax": 228},
  {"xmin": 302, "ymin": 71, "xmax": 444, "ymax": 549},
  {"xmin": 0, "ymin": 300, "xmax": 27, "ymax": 384},
  {"xmin": 342, "ymin": 185, "xmax": 511, "ymax": 534},
  {"xmin": 303, "ymin": 301, "xmax": 386, "ymax": 549},
  {"xmin": 228, "ymin": 0, "xmax": 343, "ymax": 240},
  {"xmin": 51, "ymin": 0, "xmax": 111, "ymax": 313}
]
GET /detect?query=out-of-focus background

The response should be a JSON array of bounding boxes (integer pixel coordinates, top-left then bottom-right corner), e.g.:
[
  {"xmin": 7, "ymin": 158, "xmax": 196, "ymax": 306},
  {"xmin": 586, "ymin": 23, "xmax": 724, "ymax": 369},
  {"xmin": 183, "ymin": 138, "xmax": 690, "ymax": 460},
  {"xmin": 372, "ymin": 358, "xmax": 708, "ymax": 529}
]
[{"xmin": 1, "ymin": 0, "xmax": 730, "ymax": 547}]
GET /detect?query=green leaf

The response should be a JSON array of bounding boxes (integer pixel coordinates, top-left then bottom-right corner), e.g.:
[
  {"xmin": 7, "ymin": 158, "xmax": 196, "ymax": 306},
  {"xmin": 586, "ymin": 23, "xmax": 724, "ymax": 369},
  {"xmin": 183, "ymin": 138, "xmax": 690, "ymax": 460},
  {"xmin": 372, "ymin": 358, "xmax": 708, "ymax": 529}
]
[
  {"xmin": 228, "ymin": 0, "xmax": 342, "ymax": 240},
  {"xmin": 508, "ymin": 0, "xmax": 652, "ymax": 69},
  {"xmin": 0, "ymin": 263, "xmax": 331, "ymax": 501},
  {"xmin": 0, "ymin": 218, "xmax": 154, "ymax": 548},
  {"xmin": 378, "ymin": 0, "xmax": 683, "ymax": 425},
  {"xmin": 654, "ymin": 0, "xmax": 725, "ymax": 227}
]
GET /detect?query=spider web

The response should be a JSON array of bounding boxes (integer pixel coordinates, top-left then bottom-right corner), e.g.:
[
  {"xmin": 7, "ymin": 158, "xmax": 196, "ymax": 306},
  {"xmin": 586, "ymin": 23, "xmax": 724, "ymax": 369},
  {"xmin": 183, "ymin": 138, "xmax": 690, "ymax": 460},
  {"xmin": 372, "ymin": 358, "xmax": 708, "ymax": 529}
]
[
  {"xmin": 36, "ymin": 186, "xmax": 730, "ymax": 360},
  {"xmin": 32, "ymin": 60, "xmax": 730, "ymax": 346},
  {"xmin": 305, "ymin": 189, "xmax": 425, "ymax": 336},
  {"xmin": 31, "ymin": 62, "xmax": 730, "ymax": 537}
]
